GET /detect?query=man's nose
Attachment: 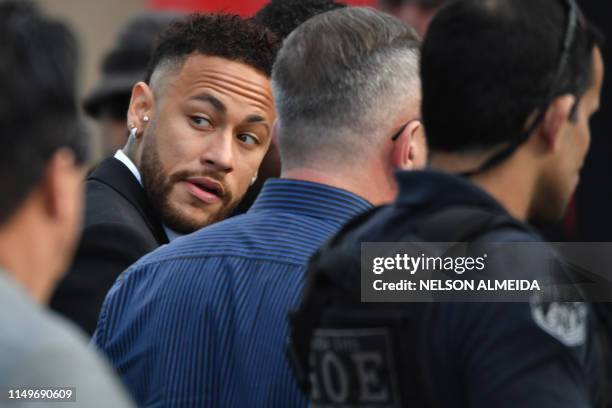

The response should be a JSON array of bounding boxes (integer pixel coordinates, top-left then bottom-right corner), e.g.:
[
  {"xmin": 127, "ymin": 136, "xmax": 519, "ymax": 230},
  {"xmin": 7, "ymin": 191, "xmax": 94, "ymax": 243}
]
[{"xmin": 199, "ymin": 130, "xmax": 234, "ymax": 173}]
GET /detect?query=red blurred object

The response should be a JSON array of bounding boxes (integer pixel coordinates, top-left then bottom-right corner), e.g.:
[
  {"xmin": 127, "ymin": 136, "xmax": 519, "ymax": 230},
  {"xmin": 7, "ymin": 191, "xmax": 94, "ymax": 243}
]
[
  {"xmin": 149, "ymin": 0, "xmax": 377, "ymax": 17},
  {"xmin": 563, "ymin": 195, "xmax": 577, "ymax": 239}
]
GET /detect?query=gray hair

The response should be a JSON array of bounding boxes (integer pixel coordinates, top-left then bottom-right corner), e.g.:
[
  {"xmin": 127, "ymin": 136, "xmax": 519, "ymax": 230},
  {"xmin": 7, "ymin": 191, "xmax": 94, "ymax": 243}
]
[{"xmin": 272, "ymin": 7, "xmax": 421, "ymax": 169}]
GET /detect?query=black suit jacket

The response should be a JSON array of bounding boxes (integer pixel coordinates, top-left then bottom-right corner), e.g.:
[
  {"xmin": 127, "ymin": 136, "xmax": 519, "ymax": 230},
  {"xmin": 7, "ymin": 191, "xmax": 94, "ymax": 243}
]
[{"xmin": 50, "ymin": 157, "xmax": 169, "ymax": 335}]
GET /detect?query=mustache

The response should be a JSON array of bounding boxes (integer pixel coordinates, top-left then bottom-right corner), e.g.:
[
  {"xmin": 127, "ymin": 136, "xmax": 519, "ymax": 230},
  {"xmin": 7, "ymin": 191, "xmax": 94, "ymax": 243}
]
[{"xmin": 170, "ymin": 170, "xmax": 231, "ymax": 201}]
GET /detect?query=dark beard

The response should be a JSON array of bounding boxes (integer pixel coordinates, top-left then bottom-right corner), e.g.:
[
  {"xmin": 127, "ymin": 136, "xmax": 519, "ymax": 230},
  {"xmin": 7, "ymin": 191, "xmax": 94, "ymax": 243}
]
[{"xmin": 139, "ymin": 128, "xmax": 237, "ymax": 234}]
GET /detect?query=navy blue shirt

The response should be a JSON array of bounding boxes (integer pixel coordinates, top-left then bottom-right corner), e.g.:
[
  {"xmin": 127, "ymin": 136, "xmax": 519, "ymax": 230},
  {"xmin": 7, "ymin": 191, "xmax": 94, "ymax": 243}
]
[
  {"xmin": 92, "ymin": 179, "xmax": 371, "ymax": 407},
  {"xmin": 296, "ymin": 171, "xmax": 605, "ymax": 408}
]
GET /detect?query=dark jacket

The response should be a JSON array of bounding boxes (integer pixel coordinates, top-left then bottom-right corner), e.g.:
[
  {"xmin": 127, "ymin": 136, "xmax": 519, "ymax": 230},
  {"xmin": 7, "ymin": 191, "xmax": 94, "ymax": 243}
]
[
  {"xmin": 290, "ymin": 170, "xmax": 607, "ymax": 408},
  {"xmin": 50, "ymin": 157, "xmax": 168, "ymax": 335}
]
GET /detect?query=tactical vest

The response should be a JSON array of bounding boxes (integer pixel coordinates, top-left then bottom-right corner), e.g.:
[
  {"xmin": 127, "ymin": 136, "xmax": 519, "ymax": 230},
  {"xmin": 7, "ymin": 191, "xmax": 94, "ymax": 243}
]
[{"xmin": 288, "ymin": 204, "xmax": 612, "ymax": 407}]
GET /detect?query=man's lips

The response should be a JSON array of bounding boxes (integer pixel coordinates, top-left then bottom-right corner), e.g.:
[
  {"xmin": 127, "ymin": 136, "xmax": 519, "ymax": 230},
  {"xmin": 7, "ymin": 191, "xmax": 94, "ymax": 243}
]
[{"xmin": 181, "ymin": 177, "xmax": 224, "ymax": 204}]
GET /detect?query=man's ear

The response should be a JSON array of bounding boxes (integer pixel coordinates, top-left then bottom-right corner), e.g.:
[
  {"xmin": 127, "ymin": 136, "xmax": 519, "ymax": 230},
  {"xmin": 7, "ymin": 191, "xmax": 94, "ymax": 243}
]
[
  {"xmin": 42, "ymin": 149, "xmax": 80, "ymax": 219},
  {"xmin": 539, "ymin": 94, "xmax": 575, "ymax": 152},
  {"xmin": 391, "ymin": 120, "xmax": 425, "ymax": 170},
  {"xmin": 127, "ymin": 81, "xmax": 155, "ymax": 135}
]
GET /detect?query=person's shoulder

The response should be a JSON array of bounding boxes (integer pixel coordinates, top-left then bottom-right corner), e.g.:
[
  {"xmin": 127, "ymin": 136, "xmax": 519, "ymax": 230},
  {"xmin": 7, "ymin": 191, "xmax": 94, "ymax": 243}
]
[
  {"xmin": 111, "ymin": 212, "xmax": 282, "ymax": 293},
  {"xmin": 477, "ymin": 226, "xmax": 541, "ymax": 243},
  {"xmin": 112, "ymin": 228, "xmax": 215, "ymax": 282},
  {"xmin": 96, "ymin": 227, "xmax": 245, "ymax": 342},
  {"xmin": 1, "ymin": 293, "xmax": 77, "ymax": 352},
  {"xmin": 308, "ymin": 205, "xmax": 397, "ymax": 270},
  {"xmin": 434, "ymin": 300, "xmax": 591, "ymax": 354},
  {"xmin": 83, "ymin": 179, "xmax": 142, "ymax": 225},
  {"xmin": 83, "ymin": 158, "xmax": 148, "ymax": 226},
  {"xmin": 140, "ymin": 211, "xmax": 279, "ymax": 263},
  {"xmin": 79, "ymin": 172, "xmax": 157, "ymax": 255},
  {"xmin": 0, "ymin": 305, "xmax": 134, "ymax": 406},
  {"xmin": 85, "ymin": 176, "xmax": 124, "ymax": 204},
  {"xmin": 1, "ymin": 294, "xmax": 99, "ymax": 372},
  {"xmin": 85, "ymin": 158, "xmax": 129, "ymax": 200},
  {"xmin": 428, "ymin": 300, "xmax": 599, "ymax": 407},
  {"xmin": 78, "ymin": 220, "xmax": 158, "ymax": 258}
]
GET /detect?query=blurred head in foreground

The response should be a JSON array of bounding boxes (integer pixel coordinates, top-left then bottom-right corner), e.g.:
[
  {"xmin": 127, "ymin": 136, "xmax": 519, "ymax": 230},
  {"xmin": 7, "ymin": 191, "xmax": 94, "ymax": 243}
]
[
  {"xmin": 0, "ymin": 0, "xmax": 89, "ymax": 302},
  {"xmin": 423, "ymin": 0, "xmax": 604, "ymax": 222}
]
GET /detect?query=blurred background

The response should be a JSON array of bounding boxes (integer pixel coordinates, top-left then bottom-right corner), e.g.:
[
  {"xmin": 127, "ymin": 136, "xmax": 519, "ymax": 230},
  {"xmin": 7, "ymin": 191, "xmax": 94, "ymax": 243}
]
[
  {"xmin": 40, "ymin": 0, "xmax": 376, "ymax": 97},
  {"xmin": 39, "ymin": 0, "xmax": 379, "ymax": 161},
  {"xmin": 38, "ymin": 0, "xmax": 611, "ymax": 241}
]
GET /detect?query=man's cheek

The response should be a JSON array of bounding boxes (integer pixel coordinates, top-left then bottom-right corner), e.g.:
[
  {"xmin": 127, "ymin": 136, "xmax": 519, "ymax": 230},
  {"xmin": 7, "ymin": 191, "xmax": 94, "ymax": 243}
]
[
  {"xmin": 167, "ymin": 182, "xmax": 187, "ymax": 206},
  {"xmin": 232, "ymin": 179, "xmax": 248, "ymax": 200}
]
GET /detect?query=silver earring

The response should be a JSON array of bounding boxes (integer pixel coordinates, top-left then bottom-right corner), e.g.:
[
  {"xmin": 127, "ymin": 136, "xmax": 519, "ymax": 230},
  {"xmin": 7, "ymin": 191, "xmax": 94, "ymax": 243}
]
[
  {"xmin": 128, "ymin": 127, "xmax": 138, "ymax": 141},
  {"xmin": 250, "ymin": 173, "xmax": 258, "ymax": 186},
  {"xmin": 143, "ymin": 115, "xmax": 150, "ymax": 123}
]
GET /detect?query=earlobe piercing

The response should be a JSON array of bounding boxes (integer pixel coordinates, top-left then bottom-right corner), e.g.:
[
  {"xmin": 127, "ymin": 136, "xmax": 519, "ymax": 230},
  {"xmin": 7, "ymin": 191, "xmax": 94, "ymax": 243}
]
[
  {"xmin": 143, "ymin": 115, "xmax": 150, "ymax": 123},
  {"xmin": 250, "ymin": 173, "xmax": 258, "ymax": 186}
]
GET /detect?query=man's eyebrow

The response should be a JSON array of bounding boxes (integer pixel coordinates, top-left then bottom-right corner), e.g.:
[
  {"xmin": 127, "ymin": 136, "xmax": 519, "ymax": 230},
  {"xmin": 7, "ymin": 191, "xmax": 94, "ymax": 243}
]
[
  {"xmin": 191, "ymin": 93, "xmax": 226, "ymax": 114},
  {"xmin": 245, "ymin": 114, "xmax": 270, "ymax": 131}
]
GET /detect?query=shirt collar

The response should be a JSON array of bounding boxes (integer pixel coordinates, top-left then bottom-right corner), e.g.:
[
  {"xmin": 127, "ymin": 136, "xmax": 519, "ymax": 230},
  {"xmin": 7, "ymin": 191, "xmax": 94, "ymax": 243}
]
[
  {"xmin": 395, "ymin": 170, "xmax": 509, "ymax": 215},
  {"xmin": 114, "ymin": 150, "xmax": 142, "ymax": 185},
  {"xmin": 163, "ymin": 226, "xmax": 182, "ymax": 242},
  {"xmin": 113, "ymin": 150, "xmax": 181, "ymax": 242},
  {"xmin": 249, "ymin": 179, "xmax": 372, "ymax": 224}
]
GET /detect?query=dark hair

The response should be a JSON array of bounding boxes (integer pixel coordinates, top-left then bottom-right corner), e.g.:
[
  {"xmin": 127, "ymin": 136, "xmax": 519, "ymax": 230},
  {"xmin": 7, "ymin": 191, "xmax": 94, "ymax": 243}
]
[
  {"xmin": 145, "ymin": 13, "xmax": 280, "ymax": 83},
  {"xmin": 421, "ymin": 0, "xmax": 601, "ymax": 153},
  {"xmin": 0, "ymin": 0, "xmax": 87, "ymax": 224},
  {"xmin": 253, "ymin": 0, "xmax": 346, "ymax": 40}
]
